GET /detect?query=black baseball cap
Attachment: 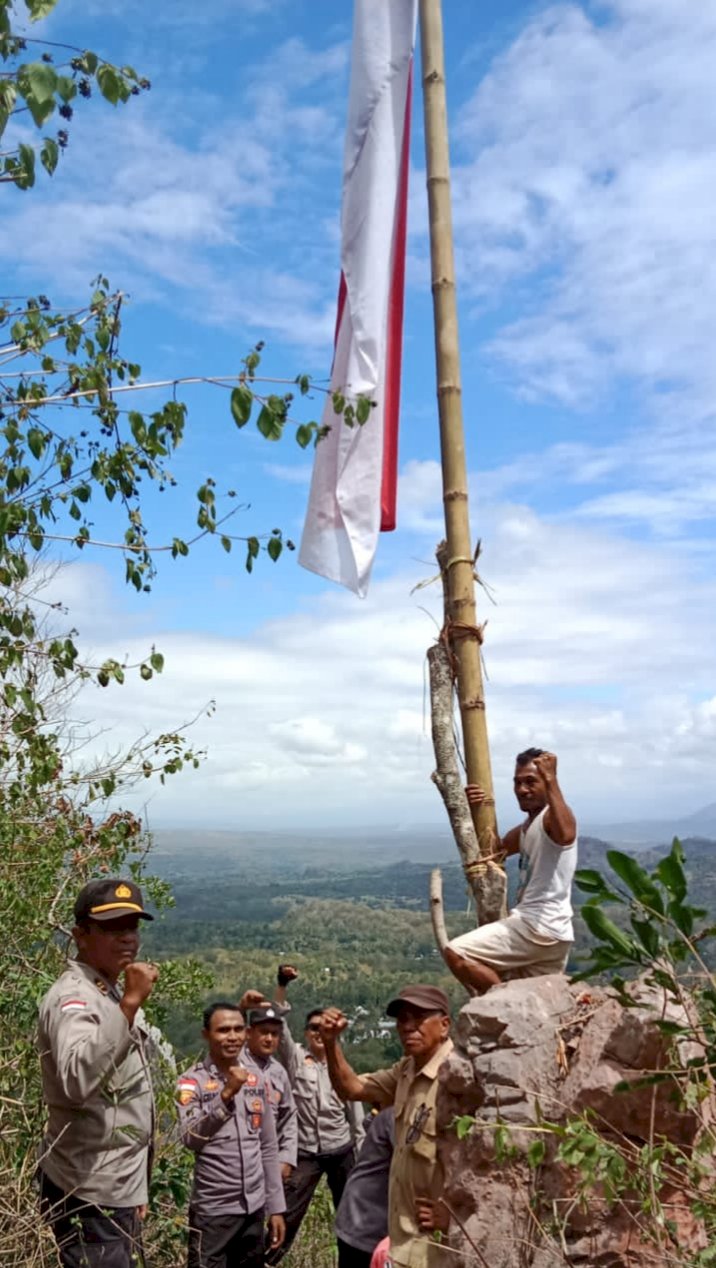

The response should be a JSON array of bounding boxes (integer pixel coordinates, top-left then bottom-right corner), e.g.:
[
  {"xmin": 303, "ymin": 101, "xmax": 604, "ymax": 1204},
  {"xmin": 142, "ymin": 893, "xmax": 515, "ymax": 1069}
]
[
  {"xmin": 74, "ymin": 878, "xmax": 154, "ymax": 923},
  {"xmin": 385, "ymin": 985, "xmax": 450, "ymax": 1017},
  {"xmin": 247, "ymin": 1003, "xmax": 284, "ymax": 1026}
]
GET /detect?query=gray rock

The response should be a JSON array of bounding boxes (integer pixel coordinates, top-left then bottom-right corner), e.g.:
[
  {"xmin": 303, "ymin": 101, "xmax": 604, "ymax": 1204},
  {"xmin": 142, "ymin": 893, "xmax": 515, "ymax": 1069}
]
[{"xmin": 437, "ymin": 973, "xmax": 710, "ymax": 1266}]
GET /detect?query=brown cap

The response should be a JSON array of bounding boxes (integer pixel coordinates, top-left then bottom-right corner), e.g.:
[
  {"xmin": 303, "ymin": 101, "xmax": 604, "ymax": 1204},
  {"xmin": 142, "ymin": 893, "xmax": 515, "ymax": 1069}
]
[
  {"xmin": 247, "ymin": 1003, "xmax": 283, "ymax": 1027},
  {"xmin": 74, "ymin": 877, "xmax": 153, "ymax": 923},
  {"xmin": 385, "ymin": 985, "xmax": 450, "ymax": 1018}
]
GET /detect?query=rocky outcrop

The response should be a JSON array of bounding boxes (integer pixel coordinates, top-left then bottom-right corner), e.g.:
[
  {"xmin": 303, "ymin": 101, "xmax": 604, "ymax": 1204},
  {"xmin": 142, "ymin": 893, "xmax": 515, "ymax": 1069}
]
[{"xmin": 437, "ymin": 974, "xmax": 709, "ymax": 1266}]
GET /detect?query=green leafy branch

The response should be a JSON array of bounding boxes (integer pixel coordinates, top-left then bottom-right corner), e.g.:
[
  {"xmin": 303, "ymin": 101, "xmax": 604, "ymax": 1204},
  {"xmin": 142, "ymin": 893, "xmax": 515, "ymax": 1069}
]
[
  {"xmin": 574, "ymin": 839, "xmax": 716, "ymax": 990},
  {"xmin": 1, "ymin": 0, "xmax": 150, "ymax": 187}
]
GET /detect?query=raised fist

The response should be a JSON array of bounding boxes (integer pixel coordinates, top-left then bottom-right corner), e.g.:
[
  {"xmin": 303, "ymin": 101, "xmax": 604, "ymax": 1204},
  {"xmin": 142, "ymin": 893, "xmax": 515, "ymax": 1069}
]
[
  {"xmin": 240, "ymin": 989, "xmax": 267, "ymax": 1013},
  {"xmin": 533, "ymin": 751, "xmax": 558, "ymax": 788},
  {"xmin": 319, "ymin": 1008, "xmax": 348, "ymax": 1042},
  {"xmin": 223, "ymin": 1065, "xmax": 250, "ymax": 1098},
  {"xmin": 277, "ymin": 964, "xmax": 299, "ymax": 987},
  {"xmin": 122, "ymin": 961, "xmax": 159, "ymax": 1006}
]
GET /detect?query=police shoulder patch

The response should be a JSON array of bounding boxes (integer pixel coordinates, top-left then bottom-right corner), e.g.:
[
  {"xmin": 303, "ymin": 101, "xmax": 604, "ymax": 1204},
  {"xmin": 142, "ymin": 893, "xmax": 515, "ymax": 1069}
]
[{"xmin": 177, "ymin": 1077, "xmax": 198, "ymax": 1105}]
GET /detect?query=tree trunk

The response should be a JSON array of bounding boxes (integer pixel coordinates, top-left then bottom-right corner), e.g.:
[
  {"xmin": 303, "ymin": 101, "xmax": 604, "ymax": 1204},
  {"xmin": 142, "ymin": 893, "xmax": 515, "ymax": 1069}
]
[{"xmin": 429, "ymin": 638, "xmax": 507, "ymax": 925}]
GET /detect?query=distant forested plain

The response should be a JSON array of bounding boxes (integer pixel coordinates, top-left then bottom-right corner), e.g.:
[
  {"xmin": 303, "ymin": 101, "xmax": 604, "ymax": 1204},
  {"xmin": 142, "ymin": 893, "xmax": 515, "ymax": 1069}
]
[{"xmin": 142, "ymin": 830, "xmax": 716, "ymax": 1067}]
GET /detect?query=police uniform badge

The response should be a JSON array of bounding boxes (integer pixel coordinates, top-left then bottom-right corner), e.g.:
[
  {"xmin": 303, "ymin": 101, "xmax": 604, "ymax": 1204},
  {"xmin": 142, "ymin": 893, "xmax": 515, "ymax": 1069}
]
[
  {"xmin": 177, "ymin": 1077, "xmax": 198, "ymax": 1105},
  {"xmin": 246, "ymin": 1073, "xmax": 258, "ymax": 1087},
  {"xmin": 115, "ymin": 883, "xmax": 132, "ymax": 898},
  {"xmin": 205, "ymin": 1079, "xmax": 219, "ymax": 1092}
]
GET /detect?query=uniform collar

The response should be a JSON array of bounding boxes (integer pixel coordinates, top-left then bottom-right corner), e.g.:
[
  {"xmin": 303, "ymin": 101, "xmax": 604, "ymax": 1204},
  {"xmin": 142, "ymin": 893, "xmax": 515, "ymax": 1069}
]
[
  {"xmin": 200, "ymin": 1054, "xmax": 225, "ymax": 1080},
  {"xmin": 242, "ymin": 1045, "xmax": 268, "ymax": 1070},
  {"xmin": 406, "ymin": 1036, "xmax": 454, "ymax": 1082},
  {"xmin": 70, "ymin": 958, "xmax": 121, "ymax": 1002}
]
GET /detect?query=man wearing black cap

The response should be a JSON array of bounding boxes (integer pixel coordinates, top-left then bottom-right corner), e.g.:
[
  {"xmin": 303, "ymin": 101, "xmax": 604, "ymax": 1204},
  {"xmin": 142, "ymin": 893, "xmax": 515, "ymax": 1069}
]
[
  {"xmin": 37, "ymin": 877, "xmax": 158, "ymax": 1268},
  {"xmin": 320, "ymin": 985, "xmax": 453, "ymax": 1268},
  {"xmin": 243, "ymin": 966, "xmax": 364, "ymax": 1265},
  {"xmin": 241, "ymin": 1003, "xmax": 298, "ymax": 1180}
]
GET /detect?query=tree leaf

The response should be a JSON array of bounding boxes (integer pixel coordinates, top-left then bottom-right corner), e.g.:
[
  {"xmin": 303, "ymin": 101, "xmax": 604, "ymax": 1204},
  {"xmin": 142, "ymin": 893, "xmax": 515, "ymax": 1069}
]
[
  {"xmin": 267, "ymin": 536, "xmax": 282, "ymax": 562},
  {"xmin": 40, "ymin": 137, "xmax": 59, "ymax": 175},
  {"xmin": 575, "ymin": 869, "xmax": 621, "ymax": 902},
  {"xmin": 655, "ymin": 841, "xmax": 687, "ymax": 902},
  {"xmin": 26, "ymin": 0, "xmax": 61, "ymax": 20},
  {"xmin": 230, "ymin": 385, "xmax": 253, "ymax": 428},
  {"xmin": 96, "ymin": 64, "xmax": 121, "ymax": 105},
  {"xmin": 25, "ymin": 62, "xmax": 58, "ymax": 104},
  {"xmin": 581, "ymin": 904, "xmax": 641, "ymax": 960},
  {"xmin": 356, "ymin": 395, "xmax": 372, "ymax": 425},
  {"xmin": 606, "ymin": 850, "xmax": 664, "ymax": 914},
  {"xmin": 256, "ymin": 405, "xmax": 284, "ymax": 441}
]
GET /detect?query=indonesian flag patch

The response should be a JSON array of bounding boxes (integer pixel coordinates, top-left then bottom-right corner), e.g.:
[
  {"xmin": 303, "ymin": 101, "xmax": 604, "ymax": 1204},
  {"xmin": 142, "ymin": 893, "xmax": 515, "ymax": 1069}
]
[
  {"xmin": 177, "ymin": 1078, "xmax": 198, "ymax": 1105},
  {"xmin": 60, "ymin": 999, "xmax": 87, "ymax": 1012}
]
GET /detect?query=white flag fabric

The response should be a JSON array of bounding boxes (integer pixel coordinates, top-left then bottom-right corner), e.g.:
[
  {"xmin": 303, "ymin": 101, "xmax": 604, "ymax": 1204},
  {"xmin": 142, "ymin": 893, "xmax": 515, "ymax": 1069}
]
[{"xmin": 298, "ymin": 0, "xmax": 418, "ymax": 596}]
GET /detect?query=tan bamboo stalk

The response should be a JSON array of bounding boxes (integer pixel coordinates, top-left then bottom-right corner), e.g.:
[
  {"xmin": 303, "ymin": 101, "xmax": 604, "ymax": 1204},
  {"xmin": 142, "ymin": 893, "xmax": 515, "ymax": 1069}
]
[{"xmin": 419, "ymin": 0, "xmax": 498, "ymax": 858}]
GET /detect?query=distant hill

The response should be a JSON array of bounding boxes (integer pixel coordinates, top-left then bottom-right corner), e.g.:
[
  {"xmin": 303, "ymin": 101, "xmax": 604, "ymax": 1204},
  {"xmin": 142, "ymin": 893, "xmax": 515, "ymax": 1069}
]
[
  {"xmin": 149, "ymin": 826, "xmax": 460, "ymax": 880},
  {"xmin": 583, "ymin": 803, "xmax": 716, "ymax": 848}
]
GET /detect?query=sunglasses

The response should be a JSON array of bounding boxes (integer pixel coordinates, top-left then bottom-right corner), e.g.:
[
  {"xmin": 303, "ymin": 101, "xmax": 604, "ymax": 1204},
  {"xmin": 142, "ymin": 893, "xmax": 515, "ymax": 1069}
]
[
  {"xmin": 406, "ymin": 1102, "xmax": 430, "ymax": 1145},
  {"xmin": 306, "ymin": 1024, "xmax": 323, "ymax": 1033}
]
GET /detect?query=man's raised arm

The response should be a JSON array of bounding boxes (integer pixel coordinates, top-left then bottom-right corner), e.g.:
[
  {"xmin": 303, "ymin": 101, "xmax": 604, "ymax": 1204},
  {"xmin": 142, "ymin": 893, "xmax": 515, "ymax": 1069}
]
[
  {"xmin": 534, "ymin": 752, "xmax": 577, "ymax": 846},
  {"xmin": 319, "ymin": 1009, "xmax": 371, "ymax": 1100},
  {"xmin": 320, "ymin": 1008, "xmax": 401, "ymax": 1110}
]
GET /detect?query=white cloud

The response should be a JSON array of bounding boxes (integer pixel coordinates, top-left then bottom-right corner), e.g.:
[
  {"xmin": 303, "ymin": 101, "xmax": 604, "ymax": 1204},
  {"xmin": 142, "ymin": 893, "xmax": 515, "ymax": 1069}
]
[
  {"xmin": 0, "ymin": 29, "xmax": 347, "ymax": 352},
  {"xmin": 270, "ymin": 717, "xmax": 367, "ymax": 765},
  {"xmin": 57, "ymin": 476, "xmax": 716, "ymax": 828},
  {"xmin": 450, "ymin": 0, "xmax": 716, "ymax": 429}
]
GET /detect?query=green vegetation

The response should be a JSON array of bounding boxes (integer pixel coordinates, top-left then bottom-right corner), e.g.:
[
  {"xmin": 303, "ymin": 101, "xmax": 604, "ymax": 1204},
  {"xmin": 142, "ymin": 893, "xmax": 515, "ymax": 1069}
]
[{"xmin": 454, "ymin": 839, "xmax": 716, "ymax": 1264}]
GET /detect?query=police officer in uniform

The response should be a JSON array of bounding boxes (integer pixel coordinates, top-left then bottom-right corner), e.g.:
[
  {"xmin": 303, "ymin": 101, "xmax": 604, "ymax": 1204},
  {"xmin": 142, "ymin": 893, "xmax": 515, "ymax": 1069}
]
[
  {"xmin": 257, "ymin": 965, "xmax": 364, "ymax": 1265},
  {"xmin": 37, "ymin": 877, "xmax": 158, "ymax": 1268},
  {"xmin": 177, "ymin": 1001, "xmax": 286, "ymax": 1268},
  {"xmin": 241, "ymin": 1003, "xmax": 298, "ymax": 1181}
]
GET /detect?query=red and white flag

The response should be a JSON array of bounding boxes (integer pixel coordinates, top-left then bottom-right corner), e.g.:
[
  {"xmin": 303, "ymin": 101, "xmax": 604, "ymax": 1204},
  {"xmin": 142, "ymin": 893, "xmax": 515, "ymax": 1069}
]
[{"xmin": 299, "ymin": 0, "xmax": 418, "ymax": 596}]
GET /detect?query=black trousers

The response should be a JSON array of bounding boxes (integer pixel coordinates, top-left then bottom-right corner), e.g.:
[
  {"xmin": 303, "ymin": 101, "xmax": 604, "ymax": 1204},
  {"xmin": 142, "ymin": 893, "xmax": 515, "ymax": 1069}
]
[
  {"xmin": 265, "ymin": 1145, "xmax": 355, "ymax": 1265},
  {"xmin": 187, "ymin": 1207, "xmax": 264, "ymax": 1268},
  {"xmin": 38, "ymin": 1169, "xmax": 144, "ymax": 1268},
  {"xmin": 337, "ymin": 1238, "xmax": 374, "ymax": 1268}
]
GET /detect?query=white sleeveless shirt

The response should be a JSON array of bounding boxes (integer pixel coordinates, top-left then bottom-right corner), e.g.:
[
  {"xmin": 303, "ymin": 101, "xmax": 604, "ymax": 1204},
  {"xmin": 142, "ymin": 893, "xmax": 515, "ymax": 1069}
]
[{"xmin": 513, "ymin": 807, "xmax": 577, "ymax": 942}]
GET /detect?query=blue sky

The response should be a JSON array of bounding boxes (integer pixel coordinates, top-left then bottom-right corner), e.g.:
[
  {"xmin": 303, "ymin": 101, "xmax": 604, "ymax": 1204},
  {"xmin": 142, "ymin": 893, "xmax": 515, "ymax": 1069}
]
[{"xmin": 3, "ymin": 0, "xmax": 716, "ymax": 830}]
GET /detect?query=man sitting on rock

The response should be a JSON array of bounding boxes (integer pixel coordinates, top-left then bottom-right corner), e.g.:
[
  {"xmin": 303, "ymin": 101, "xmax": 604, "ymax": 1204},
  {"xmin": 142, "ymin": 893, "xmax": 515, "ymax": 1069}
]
[{"xmin": 443, "ymin": 748, "xmax": 578, "ymax": 994}]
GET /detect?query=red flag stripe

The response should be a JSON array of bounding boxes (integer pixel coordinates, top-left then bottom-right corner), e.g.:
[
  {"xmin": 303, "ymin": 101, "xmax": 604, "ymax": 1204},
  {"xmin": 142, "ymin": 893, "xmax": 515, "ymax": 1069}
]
[{"xmin": 380, "ymin": 61, "xmax": 413, "ymax": 533}]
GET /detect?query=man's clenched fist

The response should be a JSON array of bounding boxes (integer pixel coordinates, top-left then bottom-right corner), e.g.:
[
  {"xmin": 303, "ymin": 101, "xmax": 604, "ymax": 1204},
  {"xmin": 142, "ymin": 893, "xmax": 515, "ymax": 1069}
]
[
  {"xmin": 122, "ymin": 961, "xmax": 159, "ymax": 1006},
  {"xmin": 222, "ymin": 1065, "xmax": 250, "ymax": 1102},
  {"xmin": 277, "ymin": 964, "xmax": 299, "ymax": 987}
]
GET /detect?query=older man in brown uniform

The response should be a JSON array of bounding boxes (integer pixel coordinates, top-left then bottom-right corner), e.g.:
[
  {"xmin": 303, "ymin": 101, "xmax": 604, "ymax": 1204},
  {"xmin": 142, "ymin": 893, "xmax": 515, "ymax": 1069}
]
[
  {"xmin": 320, "ymin": 985, "xmax": 453, "ymax": 1268},
  {"xmin": 37, "ymin": 877, "xmax": 158, "ymax": 1268}
]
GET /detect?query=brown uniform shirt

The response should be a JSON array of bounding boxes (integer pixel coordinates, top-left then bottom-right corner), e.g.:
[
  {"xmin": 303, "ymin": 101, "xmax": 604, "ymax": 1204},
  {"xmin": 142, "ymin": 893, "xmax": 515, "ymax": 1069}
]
[
  {"xmin": 360, "ymin": 1038, "xmax": 453, "ymax": 1268},
  {"xmin": 37, "ymin": 959, "xmax": 154, "ymax": 1207}
]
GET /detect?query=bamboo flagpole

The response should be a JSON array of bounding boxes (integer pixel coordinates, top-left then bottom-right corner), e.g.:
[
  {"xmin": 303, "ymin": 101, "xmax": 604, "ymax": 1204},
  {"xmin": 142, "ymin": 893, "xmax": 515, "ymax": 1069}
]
[{"xmin": 419, "ymin": 0, "xmax": 499, "ymax": 862}]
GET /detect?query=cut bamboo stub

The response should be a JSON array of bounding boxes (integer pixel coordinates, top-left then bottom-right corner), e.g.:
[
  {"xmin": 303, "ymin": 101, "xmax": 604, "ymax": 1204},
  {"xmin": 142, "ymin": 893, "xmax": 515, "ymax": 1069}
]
[{"xmin": 419, "ymin": 0, "xmax": 498, "ymax": 858}]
